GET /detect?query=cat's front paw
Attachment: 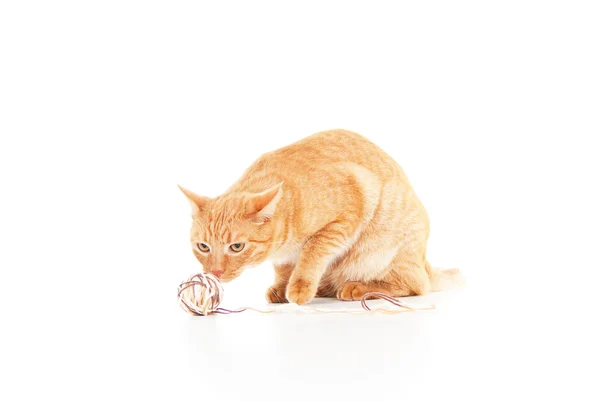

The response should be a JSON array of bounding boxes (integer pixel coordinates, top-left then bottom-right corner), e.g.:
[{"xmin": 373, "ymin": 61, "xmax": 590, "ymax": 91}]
[
  {"xmin": 265, "ymin": 285, "xmax": 288, "ymax": 303},
  {"xmin": 286, "ymin": 279, "xmax": 317, "ymax": 305}
]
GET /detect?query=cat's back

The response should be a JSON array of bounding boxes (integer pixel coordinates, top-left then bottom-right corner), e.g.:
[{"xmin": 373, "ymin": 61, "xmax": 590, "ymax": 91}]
[
  {"xmin": 233, "ymin": 129, "xmax": 406, "ymax": 196},
  {"xmin": 266, "ymin": 129, "xmax": 400, "ymax": 176}
]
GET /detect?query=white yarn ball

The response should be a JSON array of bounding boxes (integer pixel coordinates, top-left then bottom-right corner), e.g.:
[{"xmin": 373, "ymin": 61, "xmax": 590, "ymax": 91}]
[{"xmin": 177, "ymin": 272, "xmax": 224, "ymax": 316}]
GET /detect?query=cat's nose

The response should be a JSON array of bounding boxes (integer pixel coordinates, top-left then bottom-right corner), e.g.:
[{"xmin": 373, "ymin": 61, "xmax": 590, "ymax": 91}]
[{"xmin": 211, "ymin": 269, "xmax": 224, "ymax": 278}]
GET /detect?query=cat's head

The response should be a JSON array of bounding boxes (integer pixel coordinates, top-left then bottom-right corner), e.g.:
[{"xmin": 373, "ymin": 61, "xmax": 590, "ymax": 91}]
[{"xmin": 178, "ymin": 183, "xmax": 283, "ymax": 282}]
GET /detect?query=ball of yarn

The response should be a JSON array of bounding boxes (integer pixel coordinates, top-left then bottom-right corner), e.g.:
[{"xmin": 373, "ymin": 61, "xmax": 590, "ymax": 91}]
[{"xmin": 177, "ymin": 272, "xmax": 225, "ymax": 316}]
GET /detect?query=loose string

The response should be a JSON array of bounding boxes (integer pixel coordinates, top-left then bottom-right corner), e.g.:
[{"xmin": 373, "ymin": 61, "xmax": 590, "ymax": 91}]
[{"xmin": 177, "ymin": 272, "xmax": 435, "ymax": 316}]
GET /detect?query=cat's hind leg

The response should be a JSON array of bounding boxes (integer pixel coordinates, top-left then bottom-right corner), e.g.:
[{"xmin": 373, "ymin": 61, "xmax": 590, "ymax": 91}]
[{"xmin": 336, "ymin": 259, "xmax": 431, "ymax": 301}]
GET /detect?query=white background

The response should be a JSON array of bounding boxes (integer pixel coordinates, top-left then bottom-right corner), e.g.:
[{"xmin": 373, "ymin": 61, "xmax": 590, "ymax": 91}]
[{"xmin": 1, "ymin": 1, "xmax": 599, "ymax": 400}]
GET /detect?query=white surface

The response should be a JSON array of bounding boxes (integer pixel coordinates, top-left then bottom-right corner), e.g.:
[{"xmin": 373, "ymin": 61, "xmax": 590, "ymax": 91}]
[
  {"xmin": 1, "ymin": 1, "xmax": 599, "ymax": 400},
  {"xmin": 7, "ymin": 282, "xmax": 596, "ymax": 400}
]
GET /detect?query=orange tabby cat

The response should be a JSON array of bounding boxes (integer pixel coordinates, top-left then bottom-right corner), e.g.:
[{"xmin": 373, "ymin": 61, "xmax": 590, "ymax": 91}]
[{"xmin": 179, "ymin": 129, "xmax": 461, "ymax": 305}]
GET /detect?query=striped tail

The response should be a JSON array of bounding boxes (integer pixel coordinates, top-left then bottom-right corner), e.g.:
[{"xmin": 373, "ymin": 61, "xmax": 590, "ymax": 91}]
[{"xmin": 425, "ymin": 262, "xmax": 465, "ymax": 292}]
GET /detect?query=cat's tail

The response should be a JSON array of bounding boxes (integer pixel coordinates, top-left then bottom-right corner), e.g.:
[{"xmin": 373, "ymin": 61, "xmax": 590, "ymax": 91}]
[{"xmin": 425, "ymin": 262, "xmax": 465, "ymax": 292}]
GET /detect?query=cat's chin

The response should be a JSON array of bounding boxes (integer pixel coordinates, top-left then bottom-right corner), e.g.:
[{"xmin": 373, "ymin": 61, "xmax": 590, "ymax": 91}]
[{"xmin": 217, "ymin": 274, "xmax": 239, "ymax": 283}]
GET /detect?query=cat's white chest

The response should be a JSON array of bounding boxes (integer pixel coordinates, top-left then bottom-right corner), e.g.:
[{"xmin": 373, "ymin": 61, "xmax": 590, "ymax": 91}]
[{"xmin": 268, "ymin": 242, "xmax": 303, "ymax": 266}]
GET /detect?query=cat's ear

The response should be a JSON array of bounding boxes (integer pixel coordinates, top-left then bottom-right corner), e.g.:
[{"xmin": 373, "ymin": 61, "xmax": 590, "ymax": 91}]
[
  {"xmin": 245, "ymin": 182, "xmax": 283, "ymax": 223},
  {"xmin": 178, "ymin": 185, "xmax": 210, "ymax": 215}
]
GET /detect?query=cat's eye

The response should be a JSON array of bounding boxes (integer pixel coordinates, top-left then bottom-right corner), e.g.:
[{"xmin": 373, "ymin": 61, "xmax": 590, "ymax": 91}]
[
  {"xmin": 197, "ymin": 243, "xmax": 210, "ymax": 252},
  {"xmin": 229, "ymin": 243, "xmax": 245, "ymax": 253}
]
